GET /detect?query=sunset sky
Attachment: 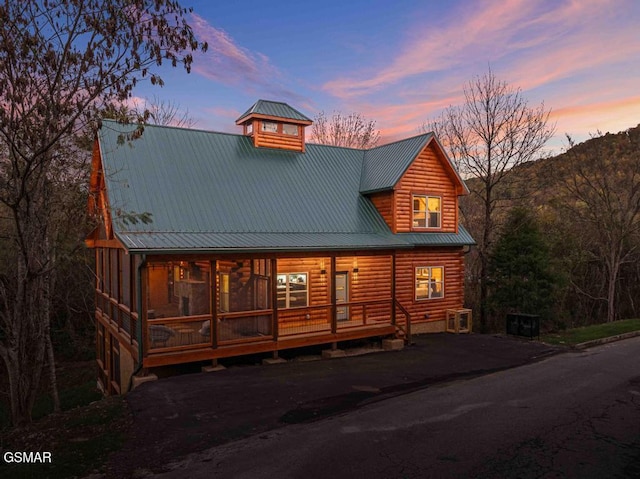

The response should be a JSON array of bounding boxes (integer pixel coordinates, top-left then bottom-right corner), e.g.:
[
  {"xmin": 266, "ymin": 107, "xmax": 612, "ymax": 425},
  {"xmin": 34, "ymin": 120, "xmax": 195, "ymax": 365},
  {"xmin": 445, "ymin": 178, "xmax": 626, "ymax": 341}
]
[{"xmin": 134, "ymin": 0, "xmax": 640, "ymax": 154}]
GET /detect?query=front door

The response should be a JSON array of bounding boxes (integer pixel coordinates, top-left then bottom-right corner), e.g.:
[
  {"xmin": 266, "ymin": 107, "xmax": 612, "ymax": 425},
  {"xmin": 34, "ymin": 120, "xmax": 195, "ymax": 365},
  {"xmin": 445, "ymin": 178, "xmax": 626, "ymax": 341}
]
[{"xmin": 335, "ymin": 272, "xmax": 349, "ymax": 321}]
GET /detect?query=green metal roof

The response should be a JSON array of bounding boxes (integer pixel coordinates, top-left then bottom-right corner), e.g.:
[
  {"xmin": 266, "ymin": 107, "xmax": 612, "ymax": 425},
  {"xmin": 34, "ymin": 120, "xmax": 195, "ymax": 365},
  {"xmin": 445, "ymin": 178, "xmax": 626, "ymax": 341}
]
[
  {"xmin": 236, "ymin": 99, "xmax": 312, "ymax": 124},
  {"xmin": 395, "ymin": 226, "xmax": 476, "ymax": 247},
  {"xmin": 360, "ymin": 134, "xmax": 432, "ymax": 194},
  {"xmin": 98, "ymin": 120, "xmax": 474, "ymax": 253},
  {"xmin": 116, "ymin": 227, "xmax": 475, "ymax": 253}
]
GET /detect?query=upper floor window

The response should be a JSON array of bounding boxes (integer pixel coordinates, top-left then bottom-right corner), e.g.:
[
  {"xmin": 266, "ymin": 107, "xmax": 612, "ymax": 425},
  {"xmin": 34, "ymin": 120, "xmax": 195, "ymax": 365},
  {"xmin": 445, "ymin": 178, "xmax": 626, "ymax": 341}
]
[
  {"xmin": 262, "ymin": 121, "xmax": 278, "ymax": 133},
  {"xmin": 246, "ymin": 122, "xmax": 253, "ymax": 135},
  {"xmin": 282, "ymin": 123, "xmax": 298, "ymax": 136},
  {"xmin": 413, "ymin": 195, "xmax": 441, "ymax": 229}
]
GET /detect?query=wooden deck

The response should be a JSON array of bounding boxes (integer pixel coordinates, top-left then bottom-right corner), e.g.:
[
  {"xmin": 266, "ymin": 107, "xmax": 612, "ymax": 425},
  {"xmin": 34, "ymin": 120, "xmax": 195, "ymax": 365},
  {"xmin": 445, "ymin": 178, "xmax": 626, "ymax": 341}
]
[{"xmin": 143, "ymin": 323, "xmax": 396, "ymax": 368}]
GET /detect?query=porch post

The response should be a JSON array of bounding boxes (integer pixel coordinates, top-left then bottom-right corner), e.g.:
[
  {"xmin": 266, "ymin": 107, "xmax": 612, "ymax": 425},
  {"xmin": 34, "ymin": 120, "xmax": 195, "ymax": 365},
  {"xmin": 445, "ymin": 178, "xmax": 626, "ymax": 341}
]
[
  {"xmin": 391, "ymin": 253, "xmax": 396, "ymax": 326},
  {"xmin": 330, "ymin": 255, "xmax": 337, "ymax": 334},
  {"xmin": 140, "ymin": 262, "xmax": 148, "ymax": 355},
  {"xmin": 211, "ymin": 260, "xmax": 218, "ymax": 348},
  {"xmin": 271, "ymin": 258, "xmax": 279, "ymax": 340}
]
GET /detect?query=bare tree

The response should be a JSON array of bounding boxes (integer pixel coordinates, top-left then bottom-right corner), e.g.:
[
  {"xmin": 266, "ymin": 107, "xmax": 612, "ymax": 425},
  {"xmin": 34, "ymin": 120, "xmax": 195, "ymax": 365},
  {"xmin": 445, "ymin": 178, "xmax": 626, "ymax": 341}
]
[
  {"xmin": 310, "ymin": 111, "xmax": 380, "ymax": 149},
  {"xmin": 558, "ymin": 128, "xmax": 640, "ymax": 323},
  {"xmin": 427, "ymin": 69, "xmax": 555, "ymax": 331},
  {"xmin": 134, "ymin": 95, "xmax": 197, "ymax": 128},
  {"xmin": 0, "ymin": 0, "xmax": 207, "ymax": 427}
]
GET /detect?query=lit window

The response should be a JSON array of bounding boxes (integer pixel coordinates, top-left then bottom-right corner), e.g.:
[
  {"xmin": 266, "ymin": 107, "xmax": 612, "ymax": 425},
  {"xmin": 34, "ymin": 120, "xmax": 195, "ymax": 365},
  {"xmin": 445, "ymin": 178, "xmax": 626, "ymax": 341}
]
[
  {"xmin": 415, "ymin": 266, "xmax": 444, "ymax": 300},
  {"xmin": 282, "ymin": 123, "xmax": 298, "ymax": 136},
  {"xmin": 277, "ymin": 273, "xmax": 308, "ymax": 308},
  {"xmin": 262, "ymin": 121, "xmax": 278, "ymax": 133},
  {"xmin": 413, "ymin": 195, "xmax": 441, "ymax": 228}
]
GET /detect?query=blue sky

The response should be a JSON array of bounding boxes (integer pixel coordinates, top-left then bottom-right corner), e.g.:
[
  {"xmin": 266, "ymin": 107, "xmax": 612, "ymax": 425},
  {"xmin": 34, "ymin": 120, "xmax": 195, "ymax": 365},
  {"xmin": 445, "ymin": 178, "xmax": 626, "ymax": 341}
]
[{"xmin": 133, "ymin": 0, "xmax": 640, "ymax": 153}]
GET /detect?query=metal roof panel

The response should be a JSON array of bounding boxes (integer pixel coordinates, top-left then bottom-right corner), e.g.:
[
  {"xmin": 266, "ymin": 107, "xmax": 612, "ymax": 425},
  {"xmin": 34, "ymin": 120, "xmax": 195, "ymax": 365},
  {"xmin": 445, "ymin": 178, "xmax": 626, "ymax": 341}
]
[
  {"xmin": 236, "ymin": 99, "xmax": 312, "ymax": 123},
  {"xmin": 99, "ymin": 121, "xmax": 388, "ymax": 237},
  {"xmin": 115, "ymin": 231, "xmax": 408, "ymax": 253},
  {"xmin": 395, "ymin": 225, "xmax": 476, "ymax": 246},
  {"xmin": 98, "ymin": 121, "xmax": 475, "ymax": 253},
  {"xmin": 359, "ymin": 134, "xmax": 431, "ymax": 193}
]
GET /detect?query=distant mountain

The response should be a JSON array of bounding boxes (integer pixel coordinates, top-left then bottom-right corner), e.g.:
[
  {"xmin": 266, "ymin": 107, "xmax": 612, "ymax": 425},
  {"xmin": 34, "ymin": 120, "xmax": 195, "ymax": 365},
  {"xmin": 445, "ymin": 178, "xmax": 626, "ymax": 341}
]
[{"xmin": 461, "ymin": 123, "xmax": 640, "ymax": 214}]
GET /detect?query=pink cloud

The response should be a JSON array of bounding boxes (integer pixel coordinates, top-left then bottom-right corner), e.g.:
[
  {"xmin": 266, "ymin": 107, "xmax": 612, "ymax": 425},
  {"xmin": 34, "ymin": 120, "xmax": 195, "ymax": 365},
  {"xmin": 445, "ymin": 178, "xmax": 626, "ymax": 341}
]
[
  {"xmin": 341, "ymin": 96, "xmax": 460, "ymax": 144},
  {"xmin": 189, "ymin": 13, "xmax": 277, "ymax": 87},
  {"xmin": 323, "ymin": 0, "xmax": 538, "ymax": 98},
  {"xmin": 188, "ymin": 14, "xmax": 310, "ymax": 106},
  {"xmin": 322, "ymin": 0, "xmax": 635, "ymax": 99},
  {"xmin": 551, "ymin": 96, "xmax": 640, "ymax": 136}
]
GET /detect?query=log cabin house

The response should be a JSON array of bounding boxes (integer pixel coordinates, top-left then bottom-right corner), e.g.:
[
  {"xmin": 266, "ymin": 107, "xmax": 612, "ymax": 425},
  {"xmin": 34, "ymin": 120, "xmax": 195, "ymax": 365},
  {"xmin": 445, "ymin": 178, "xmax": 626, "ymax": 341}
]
[{"xmin": 87, "ymin": 100, "xmax": 475, "ymax": 395}]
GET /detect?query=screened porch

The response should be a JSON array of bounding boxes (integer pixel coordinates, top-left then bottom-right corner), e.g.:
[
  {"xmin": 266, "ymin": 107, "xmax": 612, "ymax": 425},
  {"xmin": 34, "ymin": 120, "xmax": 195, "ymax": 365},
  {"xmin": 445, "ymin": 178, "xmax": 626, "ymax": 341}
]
[{"xmin": 143, "ymin": 254, "xmax": 401, "ymax": 364}]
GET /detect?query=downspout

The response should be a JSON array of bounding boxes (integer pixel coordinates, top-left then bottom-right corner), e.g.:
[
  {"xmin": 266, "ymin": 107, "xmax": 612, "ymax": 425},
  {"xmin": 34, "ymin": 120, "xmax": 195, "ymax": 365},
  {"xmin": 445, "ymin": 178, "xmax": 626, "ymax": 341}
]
[{"xmin": 128, "ymin": 253, "xmax": 147, "ymax": 392}]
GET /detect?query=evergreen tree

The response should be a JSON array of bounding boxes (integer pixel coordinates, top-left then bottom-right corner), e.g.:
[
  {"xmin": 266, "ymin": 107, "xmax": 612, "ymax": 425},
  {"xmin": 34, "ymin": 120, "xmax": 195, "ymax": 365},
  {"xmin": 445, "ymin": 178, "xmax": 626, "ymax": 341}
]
[{"xmin": 488, "ymin": 208, "xmax": 556, "ymax": 325}]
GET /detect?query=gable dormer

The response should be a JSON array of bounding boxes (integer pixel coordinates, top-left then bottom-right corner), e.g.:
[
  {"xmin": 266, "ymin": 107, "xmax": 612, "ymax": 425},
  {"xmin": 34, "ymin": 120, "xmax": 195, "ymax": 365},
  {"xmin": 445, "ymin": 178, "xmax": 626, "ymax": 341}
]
[
  {"xmin": 236, "ymin": 100, "xmax": 312, "ymax": 152},
  {"xmin": 360, "ymin": 133, "xmax": 469, "ymax": 234}
]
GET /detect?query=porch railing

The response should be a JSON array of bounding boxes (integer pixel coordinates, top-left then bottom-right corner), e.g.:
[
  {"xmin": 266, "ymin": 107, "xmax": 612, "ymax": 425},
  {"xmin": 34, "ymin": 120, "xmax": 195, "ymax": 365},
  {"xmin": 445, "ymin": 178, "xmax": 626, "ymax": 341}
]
[
  {"xmin": 279, "ymin": 304, "xmax": 333, "ymax": 336},
  {"xmin": 145, "ymin": 297, "xmax": 397, "ymax": 354},
  {"xmin": 147, "ymin": 315, "xmax": 212, "ymax": 351},
  {"xmin": 394, "ymin": 299, "xmax": 412, "ymax": 344},
  {"xmin": 218, "ymin": 309, "xmax": 273, "ymax": 343},
  {"xmin": 336, "ymin": 299, "xmax": 393, "ymax": 330},
  {"xmin": 96, "ymin": 290, "xmax": 138, "ymax": 348}
]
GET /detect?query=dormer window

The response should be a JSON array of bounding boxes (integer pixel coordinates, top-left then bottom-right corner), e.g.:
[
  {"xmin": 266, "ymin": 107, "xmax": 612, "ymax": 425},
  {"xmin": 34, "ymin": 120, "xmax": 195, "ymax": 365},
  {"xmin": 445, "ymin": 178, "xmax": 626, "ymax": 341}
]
[
  {"xmin": 246, "ymin": 122, "xmax": 253, "ymax": 135},
  {"xmin": 262, "ymin": 121, "xmax": 278, "ymax": 133},
  {"xmin": 413, "ymin": 195, "xmax": 441, "ymax": 229},
  {"xmin": 282, "ymin": 123, "xmax": 298, "ymax": 136}
]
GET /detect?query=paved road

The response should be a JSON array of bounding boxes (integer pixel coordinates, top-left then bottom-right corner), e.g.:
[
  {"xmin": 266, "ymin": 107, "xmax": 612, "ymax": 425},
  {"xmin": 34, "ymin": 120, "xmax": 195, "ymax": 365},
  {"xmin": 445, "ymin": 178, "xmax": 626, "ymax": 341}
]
[{"xmin": 154, "ymin": 337, "xmax": 640, "ymax": 478}]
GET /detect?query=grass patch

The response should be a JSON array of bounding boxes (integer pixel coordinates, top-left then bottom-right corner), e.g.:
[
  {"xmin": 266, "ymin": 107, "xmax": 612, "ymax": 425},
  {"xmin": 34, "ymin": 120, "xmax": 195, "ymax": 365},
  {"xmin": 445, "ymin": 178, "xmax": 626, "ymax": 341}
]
[{"xmin": 541, "ymin": 318, "xmax": 640, "ymax": 346}]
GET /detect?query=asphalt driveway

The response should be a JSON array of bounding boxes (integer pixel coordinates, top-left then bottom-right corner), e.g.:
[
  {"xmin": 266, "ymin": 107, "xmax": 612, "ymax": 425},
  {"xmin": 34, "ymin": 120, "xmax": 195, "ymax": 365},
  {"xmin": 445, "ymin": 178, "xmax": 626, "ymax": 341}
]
[{"xmin": 105, "ymin": 333, "xmax": 561, "ymax": 478}]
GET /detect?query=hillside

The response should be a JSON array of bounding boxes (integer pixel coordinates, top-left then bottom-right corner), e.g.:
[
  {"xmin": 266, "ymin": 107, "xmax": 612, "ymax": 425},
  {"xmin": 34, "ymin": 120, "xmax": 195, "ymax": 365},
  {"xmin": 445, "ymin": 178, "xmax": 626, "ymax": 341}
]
[{"xmin": 459, "ymin": 123, "xmax": 640, "ymax": 328}]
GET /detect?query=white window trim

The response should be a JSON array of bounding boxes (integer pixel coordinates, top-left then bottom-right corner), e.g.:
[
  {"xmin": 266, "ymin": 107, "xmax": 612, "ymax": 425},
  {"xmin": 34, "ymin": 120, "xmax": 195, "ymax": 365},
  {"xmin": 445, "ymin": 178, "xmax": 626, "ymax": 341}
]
[
  {"xmin": 282, "ymin": 123, "xmax": 298, "ymax": 136},
  {"xmin": 415, "ymin": 266, "xmax": 444, "ymax": 301},
  {"xmin": 412, "ymin": 194, "xmax": 442, "ymax": 229},
  {"xmin": 262, "ymin": 121, "xmax": 278, "ymax": 133},
  {"xmin": 277, "ymin": 272, "xmax": 309, "ymax": 309}
]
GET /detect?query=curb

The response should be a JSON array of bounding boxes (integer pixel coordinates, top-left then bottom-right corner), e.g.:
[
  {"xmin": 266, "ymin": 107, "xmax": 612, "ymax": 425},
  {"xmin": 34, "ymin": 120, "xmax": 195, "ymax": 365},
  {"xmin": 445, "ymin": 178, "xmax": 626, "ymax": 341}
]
[{"xmin": 572, "ymin": 330, "xmax": 640, "ymax": 350}]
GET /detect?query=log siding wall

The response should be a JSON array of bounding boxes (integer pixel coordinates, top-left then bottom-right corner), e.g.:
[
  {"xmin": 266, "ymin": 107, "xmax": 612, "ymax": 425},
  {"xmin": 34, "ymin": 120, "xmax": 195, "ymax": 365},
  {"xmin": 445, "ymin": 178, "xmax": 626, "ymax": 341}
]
[
  {"xmin": 369, "ymin": 191, "xmax": 395, "ymax": 232},
  {"xmin": 277, "ymin": 257, "xmax": 330, "ymax": 323},
  {"xmin": 255, "ymin": 130, "xmax": 305, "ymax": 152},
  {"xmin": 247, "ymin": 119, "xmax": 306, "ymax": 152},
  {"xmin": 394, "ymin": 248, "xmax": 466, "ymax": 325},
  {"xmin": 393, "ymin": 143, "xmax": 459, "ymax": 233}
]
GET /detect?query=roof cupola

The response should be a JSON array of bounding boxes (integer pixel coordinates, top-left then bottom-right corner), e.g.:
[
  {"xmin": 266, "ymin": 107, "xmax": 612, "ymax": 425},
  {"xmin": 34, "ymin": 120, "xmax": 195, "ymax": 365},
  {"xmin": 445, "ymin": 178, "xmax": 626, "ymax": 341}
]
[{"xmin": 236, "ymin": 99, "xmax": 312, "ymax": 152}]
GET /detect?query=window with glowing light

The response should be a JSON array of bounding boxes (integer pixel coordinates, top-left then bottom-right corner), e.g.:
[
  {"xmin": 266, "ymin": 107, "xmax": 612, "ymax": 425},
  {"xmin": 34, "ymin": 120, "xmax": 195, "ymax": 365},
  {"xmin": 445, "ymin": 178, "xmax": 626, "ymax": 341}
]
[
  {"xmin": 415, "ymin": 266, "xmax": 444, "ymax": 300},
  {"xmin": 277, "ymin": 273, "xmax": 308, "ymax": 309},
  {"xmin": 412, "ymin": 195, "xmax": 441, "ymax": 229}
]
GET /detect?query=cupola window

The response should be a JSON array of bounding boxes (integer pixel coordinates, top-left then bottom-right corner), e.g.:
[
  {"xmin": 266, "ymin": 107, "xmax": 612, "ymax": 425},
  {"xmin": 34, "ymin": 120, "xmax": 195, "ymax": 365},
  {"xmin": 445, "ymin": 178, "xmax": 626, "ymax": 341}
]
[
  {"xmin": 262, "ymin": 121, "xmax": 278, "ymax": 133},
  {"xmin": 282, "ymin": 123, "xmax": 298, "ymax": 136}
]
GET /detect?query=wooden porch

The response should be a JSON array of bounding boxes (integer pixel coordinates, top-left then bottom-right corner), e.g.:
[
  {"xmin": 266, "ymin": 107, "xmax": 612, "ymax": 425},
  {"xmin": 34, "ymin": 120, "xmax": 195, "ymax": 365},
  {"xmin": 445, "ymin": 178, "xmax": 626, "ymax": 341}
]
[
  {"xmin": 143, "ymin": 298, "xmax": 407, "ymax": 367},
  {"xmin": 143, "ymin": 323, "xmax": 397, "ymax": 368},
  {"xmin": 139, "ymin": 253, "xmax": 410, "ymax": 368}
]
